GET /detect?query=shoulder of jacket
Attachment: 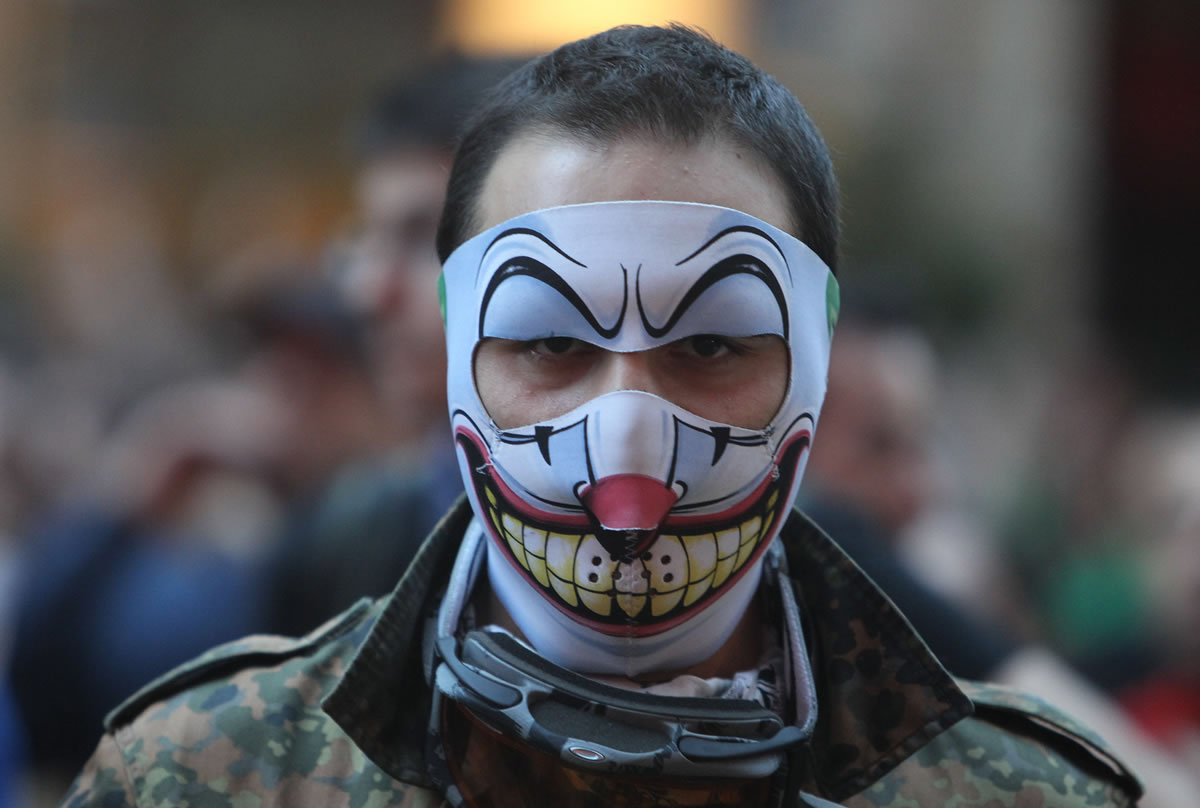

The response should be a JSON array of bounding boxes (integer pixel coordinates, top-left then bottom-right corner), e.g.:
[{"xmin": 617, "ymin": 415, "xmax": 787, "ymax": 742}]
[
  {"xmin": 958, "ymin": 680, "xmax": 1133, "ymax": 769},
  {"xmin": 958, "ymin": 679, "xmax": 1143, "ymax": 801},
  {"xmin": 847, "ymin": 679, "xmax": 1144, "ymax": 807},
  {"xmin": 103, "ymin": 598, "xmax": 373, "ymax": 732}
]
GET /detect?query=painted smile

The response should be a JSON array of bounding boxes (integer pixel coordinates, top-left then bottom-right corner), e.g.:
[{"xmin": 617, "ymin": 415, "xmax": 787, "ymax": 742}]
[{"xmin": 455, "ymin": 429, "xmax": 810, "ymax": 636}]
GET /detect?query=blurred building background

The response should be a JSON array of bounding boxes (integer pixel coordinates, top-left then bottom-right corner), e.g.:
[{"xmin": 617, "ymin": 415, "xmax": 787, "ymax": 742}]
[{"xmin": 1, "ymin": 1, "xmax": 1198, "ymax": 805}]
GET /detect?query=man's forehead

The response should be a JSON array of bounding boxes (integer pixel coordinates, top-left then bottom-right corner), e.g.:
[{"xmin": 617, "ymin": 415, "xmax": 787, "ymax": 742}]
[
  {"xmin": 474, "ymin": 133, "xmax": 796, "ymax": 241},
  {"xmin": 359, "ymin": 150, "xmax": 450, "ymax": 212}
]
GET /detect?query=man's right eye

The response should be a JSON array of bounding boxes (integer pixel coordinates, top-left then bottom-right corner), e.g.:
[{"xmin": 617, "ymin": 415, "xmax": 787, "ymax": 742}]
[{"xmin": 534, "ymin": 337, "xmax": 578, "ymax": 354}]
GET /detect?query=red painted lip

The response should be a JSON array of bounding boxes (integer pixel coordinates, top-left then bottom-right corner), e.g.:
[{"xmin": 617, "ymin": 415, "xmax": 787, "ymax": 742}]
[
  {"xmin": 453, "ymin": 426, "xmax": 811, "ymax": 636},
  {"xmin": 453, "ymin": 426, "xmax": 809, "ymax": 533}
]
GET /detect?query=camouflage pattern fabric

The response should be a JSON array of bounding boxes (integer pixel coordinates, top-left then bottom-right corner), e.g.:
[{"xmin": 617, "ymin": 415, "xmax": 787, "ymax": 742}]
[
  {"xmin": 61, "ymin": 499, "xmax": 1142, "ymax": 807},
  {"xmin": 846, "ymin": 680, "xmax": 1139, "ymax": 807}
]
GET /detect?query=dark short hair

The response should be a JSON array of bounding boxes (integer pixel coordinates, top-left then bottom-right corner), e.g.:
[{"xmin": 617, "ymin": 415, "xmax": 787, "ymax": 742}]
[{"xmin": 435, "ymin": 24, "xmax": 839, "ymax": 271}]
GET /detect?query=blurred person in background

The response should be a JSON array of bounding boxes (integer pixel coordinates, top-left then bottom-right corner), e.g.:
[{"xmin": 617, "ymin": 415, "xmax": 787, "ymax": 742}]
[
  {"xmin": 8, "ymin": 377, "xmax": 286, "ymax": 781},
  {"xmin": 269, "ymin": 54, "xmax": 521, "ymax": 635},
  {"xmin": 998, "ymin": 347, "xmax": 1155, "ymax": 691},
  {"xmin": 801, "ymin": 301, "xmax": 1021, "ymax": 680},
  {"xmin": 0, "ymin": 364, "xmax": 29, "ymax": 808},
  {"xmin": 9, "ymin": 54, "xmax": 522, "ymax": 783},
  {"xmin": 0, "ymin": 685, "xmax": 22, "ymax": 808},
  {"xmin": 215, "ymin": 267, "xmax": 390, "ymax": 500},
  {"xmin": 804, "ymin": 305, "xmax": 1200, "ymax": 805},
  {"xmin": 339, "ymin": 53, "xmax": 526, "ymax": 465},
  {"xmin": 7, "ymin": 267, "xmax": 383, "ymax": 786},
  {"xmin": 1113, "ymin": 413, "xmax": 1200, "ymax": 768}
]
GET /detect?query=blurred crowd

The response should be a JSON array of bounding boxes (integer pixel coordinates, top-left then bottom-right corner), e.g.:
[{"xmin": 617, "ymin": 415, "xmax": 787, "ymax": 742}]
[{"xmin": 0, "ymin": 53, "xmax": 1198, "ymax": 808}]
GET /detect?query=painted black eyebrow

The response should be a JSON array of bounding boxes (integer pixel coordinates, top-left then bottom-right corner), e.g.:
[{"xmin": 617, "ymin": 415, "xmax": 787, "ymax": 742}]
[
  {"xmin": 636, "ymin": 254, "xmax": 789, "ymax": 340},
  {"xmin": 478, "ymin": 257, "xmax": 628, "ymax": 340},
  {"xmin": 480, "ymin": 227, "xmax": 586, "ymax": 271},
  {"xmin": 675, "ymin": 225, "xmax": 791, "ymax": 283}
]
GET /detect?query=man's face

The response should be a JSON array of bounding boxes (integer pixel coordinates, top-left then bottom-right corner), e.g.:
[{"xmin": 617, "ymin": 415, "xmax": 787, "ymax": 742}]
[
  {"xmin": 347, "ymin": 149, "xmax": 450, "ymax": 439},
  {"xmin": 441, "ymin": 129, "xmax": 835, "ymax": 674},
  {"xmin": 472, "ymin": 132, "xmax": 795, "ymax": 429},
  {"xmin": 807, "ymin": 327, "xmax": 936, "ymax": 535}
]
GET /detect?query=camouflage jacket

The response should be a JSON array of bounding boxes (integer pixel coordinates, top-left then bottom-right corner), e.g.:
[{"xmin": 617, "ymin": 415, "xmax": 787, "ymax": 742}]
[{"xmin": 62, "ymin": 500, "xmax": 1142, "ymax": 807}]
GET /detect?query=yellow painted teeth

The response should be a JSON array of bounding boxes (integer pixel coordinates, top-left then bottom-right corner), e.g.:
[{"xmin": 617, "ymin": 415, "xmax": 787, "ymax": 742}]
[
  {"xmin": 617, "ymin": 593, "xmax": 647, "ymax": 617},
  {"xmin": 487, "ymin": 494, "xmax": 779, "ymax": 620},
  {"xmin": 651, "ymin": 589, "xmax": 684, "ymax": 616},
  {"xmin": 523, "ymin": 525, "xmax": 549, "ymax": 586},
  {"xmin": 546, "ymin": 532, "xmax": 581, "ymax": 582},
  {"xmin": 579, "ymin": 589, "xmax": 612, "ymax": 616}
]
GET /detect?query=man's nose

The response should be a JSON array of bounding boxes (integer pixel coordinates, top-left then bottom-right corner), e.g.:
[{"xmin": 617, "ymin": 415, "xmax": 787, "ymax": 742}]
[{"xmin": 596, "ymin": 350, "xmax": 664, "ymax": 399}]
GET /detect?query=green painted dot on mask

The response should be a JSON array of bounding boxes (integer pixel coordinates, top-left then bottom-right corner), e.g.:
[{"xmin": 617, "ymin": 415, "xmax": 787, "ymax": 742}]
[
  {"xmin": 438, "ymin": 271, "xmax": 447, "ymax": 327},
  {"xmin": 825, "ymin": 274, "xmax": 840, "ymax": 339}
]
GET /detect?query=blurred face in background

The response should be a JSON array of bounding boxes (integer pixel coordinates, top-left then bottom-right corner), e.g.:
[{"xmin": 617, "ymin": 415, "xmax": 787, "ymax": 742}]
[
  {"xmin": 342, "ymin": 148, "xmax": 451, "ymax": 446},
  {"xmin": 806, "ymin": 325, "xmax": 937, "ymax": 536}
]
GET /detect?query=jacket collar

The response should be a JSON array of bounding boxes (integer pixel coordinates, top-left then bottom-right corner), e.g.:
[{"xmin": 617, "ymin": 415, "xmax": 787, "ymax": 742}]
[
  {"xmin": 323, "ymin": 498, "xmax": 971, "ymax": 801},
  {"xmin": 780, "ymin": 511, "xmax": 972, "ymax": 798}
]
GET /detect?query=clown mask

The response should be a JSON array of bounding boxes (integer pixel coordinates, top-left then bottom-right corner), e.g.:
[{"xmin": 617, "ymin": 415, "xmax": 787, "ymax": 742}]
[{"xmin": 442, "ymin": 201, "xmax": 837, "ymax": 675}]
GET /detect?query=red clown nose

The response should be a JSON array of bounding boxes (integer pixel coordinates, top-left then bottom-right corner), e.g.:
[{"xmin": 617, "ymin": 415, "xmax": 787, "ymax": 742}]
[{"xmin": 580, "ymin": 474, "xmax": 678, "ymax": 557}]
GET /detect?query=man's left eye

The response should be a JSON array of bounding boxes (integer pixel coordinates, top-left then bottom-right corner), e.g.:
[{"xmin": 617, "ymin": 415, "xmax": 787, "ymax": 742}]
[{"xmin": 687, "ymin": 335, "xmax": 732, "ymax": 358}]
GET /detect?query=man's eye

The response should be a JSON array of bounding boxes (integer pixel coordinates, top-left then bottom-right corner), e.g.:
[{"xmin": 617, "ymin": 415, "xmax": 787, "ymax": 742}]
[
  {"xmin": 534, "ymin": 337, "xmax": 580, "ymax": 354},
  {"xmin": 688, "ymin": 335, "xmax": 731, "ymax": 358}
]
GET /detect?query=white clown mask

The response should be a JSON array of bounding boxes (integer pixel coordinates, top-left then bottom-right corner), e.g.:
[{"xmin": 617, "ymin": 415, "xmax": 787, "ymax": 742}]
[{"xmin": 442, "ymin": 201, "xmax": 838, "ymax": 675}]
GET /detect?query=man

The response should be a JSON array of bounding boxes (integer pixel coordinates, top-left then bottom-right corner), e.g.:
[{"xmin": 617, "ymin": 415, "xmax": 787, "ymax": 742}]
[
  {"xmin": 342, "ymin": 56, "xmax": 520, "ymax": 454},
  {"xmin": 63, "ymin": 26, "xmax": 1141, "ymax": 807},
  {"xmin": 269, "ymin": 56, "xmax": 522, "ymax": 636}
]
